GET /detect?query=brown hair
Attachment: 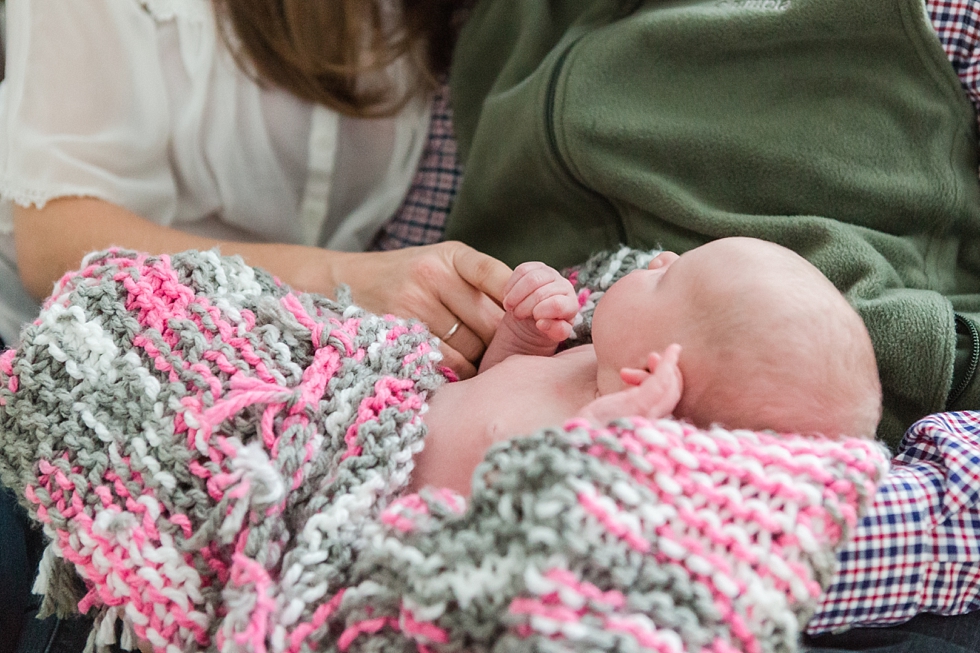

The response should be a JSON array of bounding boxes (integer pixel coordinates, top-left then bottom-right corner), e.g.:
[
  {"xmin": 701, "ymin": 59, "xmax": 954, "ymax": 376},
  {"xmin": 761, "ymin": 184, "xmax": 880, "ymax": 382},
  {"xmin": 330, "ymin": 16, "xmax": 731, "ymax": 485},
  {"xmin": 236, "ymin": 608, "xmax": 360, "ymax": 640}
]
[{"xmin": 212, "ymin": 0, "xmax": 460, "ymax": 117}]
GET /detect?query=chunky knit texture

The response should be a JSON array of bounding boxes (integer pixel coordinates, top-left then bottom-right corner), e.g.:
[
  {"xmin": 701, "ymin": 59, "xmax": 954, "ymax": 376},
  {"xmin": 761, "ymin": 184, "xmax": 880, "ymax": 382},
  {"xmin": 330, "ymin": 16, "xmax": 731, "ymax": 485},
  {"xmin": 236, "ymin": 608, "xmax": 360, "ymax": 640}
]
[
  {"xmin": 0, "ymin": 248, "xmax": 888, "ymax": 653},
  {"xmin": 563, "ymin": 246, "xmax": 660, "ymax": 349}
]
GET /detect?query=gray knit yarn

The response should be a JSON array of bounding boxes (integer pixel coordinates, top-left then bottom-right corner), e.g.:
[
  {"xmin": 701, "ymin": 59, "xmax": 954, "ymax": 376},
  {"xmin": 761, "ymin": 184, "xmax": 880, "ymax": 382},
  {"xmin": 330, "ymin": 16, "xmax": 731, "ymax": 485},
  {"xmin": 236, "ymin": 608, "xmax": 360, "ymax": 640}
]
[
  {"xmin": 563, "ymin": 246, "xmax": 659, "ymax": 348},
  {"xmin": 0, "ymin": 249, "xmax": 444, "ymax": 650}
]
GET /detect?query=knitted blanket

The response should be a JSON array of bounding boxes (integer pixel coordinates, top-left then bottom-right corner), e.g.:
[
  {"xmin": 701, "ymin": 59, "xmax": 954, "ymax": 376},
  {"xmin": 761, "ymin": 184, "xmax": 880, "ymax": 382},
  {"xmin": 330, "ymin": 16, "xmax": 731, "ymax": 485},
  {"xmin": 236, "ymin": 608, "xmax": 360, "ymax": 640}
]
[{"xmin": 0, "ymin": 249, "xmax": 889, "ymax": 653}]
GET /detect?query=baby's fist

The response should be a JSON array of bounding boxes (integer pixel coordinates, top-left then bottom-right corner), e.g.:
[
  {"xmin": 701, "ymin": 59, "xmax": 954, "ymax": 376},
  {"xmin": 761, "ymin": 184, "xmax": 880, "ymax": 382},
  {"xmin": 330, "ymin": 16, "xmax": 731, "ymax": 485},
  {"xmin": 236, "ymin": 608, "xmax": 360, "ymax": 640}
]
[{"xmin": 503, "ymin": 262, "xmax": 578, "ymax": 341}]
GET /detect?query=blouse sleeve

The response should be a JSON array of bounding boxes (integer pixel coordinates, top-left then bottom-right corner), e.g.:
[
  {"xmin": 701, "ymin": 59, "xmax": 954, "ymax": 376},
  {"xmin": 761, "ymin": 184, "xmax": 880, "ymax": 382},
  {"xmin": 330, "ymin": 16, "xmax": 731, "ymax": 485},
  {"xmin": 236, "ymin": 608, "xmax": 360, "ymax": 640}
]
[{"xmin": 0, "ymin": 0, "xmax": 177, "ymax": 232}]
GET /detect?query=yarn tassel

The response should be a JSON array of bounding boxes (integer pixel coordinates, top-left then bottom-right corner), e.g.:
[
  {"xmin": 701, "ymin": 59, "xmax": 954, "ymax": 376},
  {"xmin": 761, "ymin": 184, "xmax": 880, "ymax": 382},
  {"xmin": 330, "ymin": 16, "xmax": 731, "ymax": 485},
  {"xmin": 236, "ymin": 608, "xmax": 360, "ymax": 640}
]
[{"xmin": 35, "ymin": 544, "xmax": 85, "ymax": 619}]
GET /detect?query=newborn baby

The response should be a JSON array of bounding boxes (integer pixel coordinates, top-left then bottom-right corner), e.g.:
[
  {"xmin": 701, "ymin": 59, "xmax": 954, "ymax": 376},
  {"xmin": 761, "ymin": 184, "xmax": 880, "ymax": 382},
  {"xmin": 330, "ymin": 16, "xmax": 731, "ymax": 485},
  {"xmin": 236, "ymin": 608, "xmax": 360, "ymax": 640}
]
[{"xmin": 411, "ymin": 237, "xmax": 882, "ymax": 495}]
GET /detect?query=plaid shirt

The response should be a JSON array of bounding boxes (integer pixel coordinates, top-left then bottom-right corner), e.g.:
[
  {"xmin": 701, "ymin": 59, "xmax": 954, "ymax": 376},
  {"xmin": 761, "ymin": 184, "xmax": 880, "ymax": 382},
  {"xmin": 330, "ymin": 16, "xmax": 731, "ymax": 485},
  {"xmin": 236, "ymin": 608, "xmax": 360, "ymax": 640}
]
[
  {"xmin": 808, "ymin": 411, "xmax": 980, "ymax": 633},
  {"xmin": 927, "ymin": 0, "xmax": 980, "ymax": 136},
  {"xmin": 371, "ymin": 85, "xmax": 460, "ymax": 251}
]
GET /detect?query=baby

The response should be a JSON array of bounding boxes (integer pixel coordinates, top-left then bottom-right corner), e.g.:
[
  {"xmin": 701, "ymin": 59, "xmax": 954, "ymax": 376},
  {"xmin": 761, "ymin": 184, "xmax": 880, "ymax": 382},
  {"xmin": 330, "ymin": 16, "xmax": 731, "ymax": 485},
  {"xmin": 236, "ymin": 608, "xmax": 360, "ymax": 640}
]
[{"xmin": 410, "ymin": 236, "xmax": 882, "ymax": 495}]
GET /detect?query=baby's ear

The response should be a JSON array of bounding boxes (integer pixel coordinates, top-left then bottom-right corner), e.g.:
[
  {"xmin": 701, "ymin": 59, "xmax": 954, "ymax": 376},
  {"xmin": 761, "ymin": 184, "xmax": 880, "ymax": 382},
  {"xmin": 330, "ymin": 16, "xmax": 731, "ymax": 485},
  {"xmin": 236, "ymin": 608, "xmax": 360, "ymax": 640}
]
[
  {"xmin": 648, "ymin": 344, "xmax": 682, "ymax": 372},
  {"xmin": 620, "ymin": 367, "xmax": 649, "ymax": 386},
  {"xmin": 647, "ymin": 251, "xmax": 680, "ymax": 270}
]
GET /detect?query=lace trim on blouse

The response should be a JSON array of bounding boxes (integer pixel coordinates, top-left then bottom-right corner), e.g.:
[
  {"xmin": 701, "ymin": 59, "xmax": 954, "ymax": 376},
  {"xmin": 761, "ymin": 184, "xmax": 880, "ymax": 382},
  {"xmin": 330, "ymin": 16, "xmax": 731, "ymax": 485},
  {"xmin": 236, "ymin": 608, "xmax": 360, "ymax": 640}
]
[
  {"xmin": 0, "ymin": 177, "xmax": 110, "ymax": 219},
  {"xmin": 138, "ymin": 0, "xmax": 209, "ymax": 22}
]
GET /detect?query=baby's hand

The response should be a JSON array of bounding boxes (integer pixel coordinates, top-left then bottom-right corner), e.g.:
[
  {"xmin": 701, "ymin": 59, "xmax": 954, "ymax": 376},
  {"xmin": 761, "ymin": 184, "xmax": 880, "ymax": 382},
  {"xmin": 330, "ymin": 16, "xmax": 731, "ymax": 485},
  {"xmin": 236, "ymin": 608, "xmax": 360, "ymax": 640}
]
[
  {"xmin": 579, "ymin": 344, "xmax": 684, "ymax": 423},
  {"xmin": 621, "ymin": 345, "xmax": 683, "ymax": 419},
  {"xmin": 502, "ymin": 262, "xmax": 578, "ymax": 342}
]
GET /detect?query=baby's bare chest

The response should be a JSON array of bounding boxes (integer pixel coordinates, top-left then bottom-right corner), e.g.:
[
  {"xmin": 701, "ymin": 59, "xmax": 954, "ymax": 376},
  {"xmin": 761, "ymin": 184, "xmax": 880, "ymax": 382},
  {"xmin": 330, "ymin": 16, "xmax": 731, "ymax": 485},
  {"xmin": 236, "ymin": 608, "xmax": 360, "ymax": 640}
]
[{"xmin": 461, "ymin": 352, "xmax": 598, "ymax": 442}]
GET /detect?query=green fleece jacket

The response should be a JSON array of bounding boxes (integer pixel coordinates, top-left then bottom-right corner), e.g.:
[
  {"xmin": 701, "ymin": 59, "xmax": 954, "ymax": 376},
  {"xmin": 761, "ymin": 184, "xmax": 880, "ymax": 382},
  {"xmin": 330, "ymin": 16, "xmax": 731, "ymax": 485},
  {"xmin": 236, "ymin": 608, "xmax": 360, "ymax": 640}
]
[{"xmin": 446, "ymin": 0, "xmax": 980, "ymax": 448}]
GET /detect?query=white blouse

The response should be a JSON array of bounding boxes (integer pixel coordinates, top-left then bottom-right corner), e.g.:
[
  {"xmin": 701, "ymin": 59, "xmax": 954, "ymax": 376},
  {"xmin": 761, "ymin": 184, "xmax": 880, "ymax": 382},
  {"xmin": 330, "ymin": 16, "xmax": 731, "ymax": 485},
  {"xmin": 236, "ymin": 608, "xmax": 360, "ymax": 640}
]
[{"xmin": 0, "ymin": 0, "xmax": 430, "ymax": 345}]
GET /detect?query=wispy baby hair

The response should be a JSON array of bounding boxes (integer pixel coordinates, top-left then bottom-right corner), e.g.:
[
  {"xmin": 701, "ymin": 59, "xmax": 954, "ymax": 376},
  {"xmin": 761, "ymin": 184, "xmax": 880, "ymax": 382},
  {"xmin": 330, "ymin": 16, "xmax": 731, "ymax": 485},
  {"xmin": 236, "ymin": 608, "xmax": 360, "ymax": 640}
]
[{"xmin": 677, "ymin": 238, "xmax": 882, "ymax": 438}]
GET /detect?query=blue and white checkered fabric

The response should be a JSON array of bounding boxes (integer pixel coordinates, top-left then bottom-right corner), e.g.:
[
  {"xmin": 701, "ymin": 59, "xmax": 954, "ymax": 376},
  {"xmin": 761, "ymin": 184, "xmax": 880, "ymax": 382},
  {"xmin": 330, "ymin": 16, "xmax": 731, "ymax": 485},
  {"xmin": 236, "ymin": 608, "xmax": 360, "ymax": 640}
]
[{"xmin": 809, "ymin": 412, "xmax": 980, "ymax": 633}]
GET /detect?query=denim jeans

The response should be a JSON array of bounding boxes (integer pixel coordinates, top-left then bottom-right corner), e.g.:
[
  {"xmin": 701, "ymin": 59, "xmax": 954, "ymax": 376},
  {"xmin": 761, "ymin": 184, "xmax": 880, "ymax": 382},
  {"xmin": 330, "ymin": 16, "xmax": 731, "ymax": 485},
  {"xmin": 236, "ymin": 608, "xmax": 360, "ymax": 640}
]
[
  {"xmin": 1, "ymin": 484, "xmax": 93, "ymax": 653},
  {"xmin": 803, "ymin": 612, "xmax": 980, "ymax": 653},
  {"xmin": 10, "ymin": 597, "xmax": 980, "ymax": 653},
  {"xmin": 0, "ymin": 486, "xmax": 43, "ymax": 653}
]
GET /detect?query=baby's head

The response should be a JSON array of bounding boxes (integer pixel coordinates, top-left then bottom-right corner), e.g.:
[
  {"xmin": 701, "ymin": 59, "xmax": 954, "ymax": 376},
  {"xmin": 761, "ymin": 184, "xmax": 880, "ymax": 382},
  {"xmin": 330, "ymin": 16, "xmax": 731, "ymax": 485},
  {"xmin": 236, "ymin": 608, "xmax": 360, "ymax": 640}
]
[{"xmin": 591, "ymin": 237, "xmax": 882, "ymax": 439}]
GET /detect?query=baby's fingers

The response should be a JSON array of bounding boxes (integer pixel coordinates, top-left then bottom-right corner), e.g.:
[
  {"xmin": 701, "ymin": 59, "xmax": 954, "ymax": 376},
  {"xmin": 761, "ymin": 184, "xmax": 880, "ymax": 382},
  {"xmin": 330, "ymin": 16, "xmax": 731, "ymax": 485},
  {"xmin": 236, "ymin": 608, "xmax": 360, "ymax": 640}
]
[
  {"xmin": 535, "ymin": 318, "xmax": 574, "ymax": 342},
  {"xmin": 620, "ymin": 367, "xmax": 650, "ymax": 386},
  {"xmin": 531, "ymin": 291, "xmax": 579, "ymax": 321},
  {"xmin": 640, "ymin": 344, "xmax": 683, "ymax": 418},
  {"xmin": 509, "ymin": 280, "xmax": 576, "ymax": 320},
  {"xmin": 503, "ymin": 262, "xmax": 558, "ymax": 312},
  {"xmin": 657, "ymin": 343, "xmax": 682, "ymax": 369}
]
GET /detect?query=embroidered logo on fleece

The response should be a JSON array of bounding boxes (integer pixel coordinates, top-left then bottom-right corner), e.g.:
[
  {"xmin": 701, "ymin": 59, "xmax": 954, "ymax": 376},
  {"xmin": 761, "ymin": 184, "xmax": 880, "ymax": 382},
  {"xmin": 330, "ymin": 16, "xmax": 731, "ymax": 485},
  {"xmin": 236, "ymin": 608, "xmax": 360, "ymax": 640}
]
[{"xmin": 715, "ymin": 0, "xmax": 791, "ymax": 11}]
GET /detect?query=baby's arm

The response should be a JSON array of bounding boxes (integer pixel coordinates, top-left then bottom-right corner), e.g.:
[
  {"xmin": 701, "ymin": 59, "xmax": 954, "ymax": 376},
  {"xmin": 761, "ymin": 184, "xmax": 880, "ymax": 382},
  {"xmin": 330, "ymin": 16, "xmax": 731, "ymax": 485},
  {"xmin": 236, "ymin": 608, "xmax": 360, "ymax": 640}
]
[
  {"xmin": 578, "ymin": 344, "xmax": 684, "ymax": 423},
  {"xmin": 479, "ymin": 262, "xmax": 578, "ymax": 373}
]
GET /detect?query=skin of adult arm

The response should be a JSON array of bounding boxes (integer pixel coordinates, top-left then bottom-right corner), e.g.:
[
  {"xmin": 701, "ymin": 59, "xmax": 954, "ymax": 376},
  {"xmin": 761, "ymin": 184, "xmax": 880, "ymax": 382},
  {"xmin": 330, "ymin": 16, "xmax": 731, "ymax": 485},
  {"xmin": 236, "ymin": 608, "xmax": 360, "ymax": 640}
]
[{"xmin": 14, "ymin": 197, "xmax": 511, "ymax": 378}]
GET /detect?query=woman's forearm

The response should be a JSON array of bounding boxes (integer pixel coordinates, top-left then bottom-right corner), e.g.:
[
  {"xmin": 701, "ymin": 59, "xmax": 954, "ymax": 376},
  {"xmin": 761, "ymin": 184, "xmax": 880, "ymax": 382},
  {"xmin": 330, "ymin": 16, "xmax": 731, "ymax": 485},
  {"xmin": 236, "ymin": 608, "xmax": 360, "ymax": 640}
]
[
  {"xmin": 13, "ymin": 196, "xmax": 511, "ymax": 378},
  {"xmin": 13, "ymin": 197, "xmax": 337, "ymax": 300}
]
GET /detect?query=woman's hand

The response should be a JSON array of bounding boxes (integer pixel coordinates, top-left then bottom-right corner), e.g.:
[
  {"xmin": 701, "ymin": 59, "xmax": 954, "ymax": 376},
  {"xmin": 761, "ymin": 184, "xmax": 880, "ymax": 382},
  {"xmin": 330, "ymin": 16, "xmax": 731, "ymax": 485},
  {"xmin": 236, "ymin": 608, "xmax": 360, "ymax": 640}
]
[
  {"xmin": 15, "ymin": 199, "xmax": 510, "ymax": 378},
  {"xmin": 326, "ymin": 242, "xmax": 511, "ymax": 378}
]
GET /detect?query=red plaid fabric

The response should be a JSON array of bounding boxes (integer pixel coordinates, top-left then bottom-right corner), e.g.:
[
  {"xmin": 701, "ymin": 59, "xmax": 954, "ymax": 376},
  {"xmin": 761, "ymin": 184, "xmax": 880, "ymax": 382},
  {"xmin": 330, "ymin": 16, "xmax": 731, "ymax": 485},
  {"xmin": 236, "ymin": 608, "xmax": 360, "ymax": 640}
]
[
  {"xmin": 926, "ymin": 0, "xmax": 980, "ymax": 135},
  {"xmin": 371, "ymin": 85, "xmax": 460, "ymax": 250},
  {"xmin": 808, "ymin": 411, "xmax": 980, "ymax": 633}
]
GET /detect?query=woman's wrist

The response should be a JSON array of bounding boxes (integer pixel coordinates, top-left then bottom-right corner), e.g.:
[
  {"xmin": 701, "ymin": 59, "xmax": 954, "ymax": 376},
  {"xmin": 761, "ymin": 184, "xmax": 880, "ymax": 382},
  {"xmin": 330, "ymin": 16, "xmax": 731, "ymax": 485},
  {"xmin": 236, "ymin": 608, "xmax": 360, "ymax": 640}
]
[
  {"xmin": 14, "ymin": 197, "xmax": 355, "ymax": 304},
  {"xmin": 235, "ymin": 242, "xmax": 347, "ymax": 300}
]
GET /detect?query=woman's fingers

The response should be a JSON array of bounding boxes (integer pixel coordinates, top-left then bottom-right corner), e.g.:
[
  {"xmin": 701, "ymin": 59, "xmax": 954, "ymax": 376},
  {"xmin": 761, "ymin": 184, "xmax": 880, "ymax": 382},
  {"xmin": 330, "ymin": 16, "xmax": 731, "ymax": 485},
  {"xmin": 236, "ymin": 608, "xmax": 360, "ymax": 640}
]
[
  {"xmin": 431, "ymin": 242, "xmax": 510, "ymax": 365},
  {"xmin": 433, "ymin": 315, "xmax": 485, "ymax": 375},
  {"xmin": 437, "ymin": 341, "xmax": 478, "ymax": 380},
  {"xmin": 415, "ymin": 302, "xmax": 483, "ymax": 379},
  {"xmin": 390, "ymin": 241, "xmax": 507, "ymax": 349},
  {"xmin": 452, "ymin": 242, "xmax": 511, "ymax": 304},
  {"xmin": 440, "ymin": 284, "xmax": 504, "ymax": 355},
  {"xmin": 448, "ymin": 242, "xmax": 511, "ymax": 343},
  {"xmin": 332, "ymin": 242, "xmax": 510, "ymax": 377}
]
